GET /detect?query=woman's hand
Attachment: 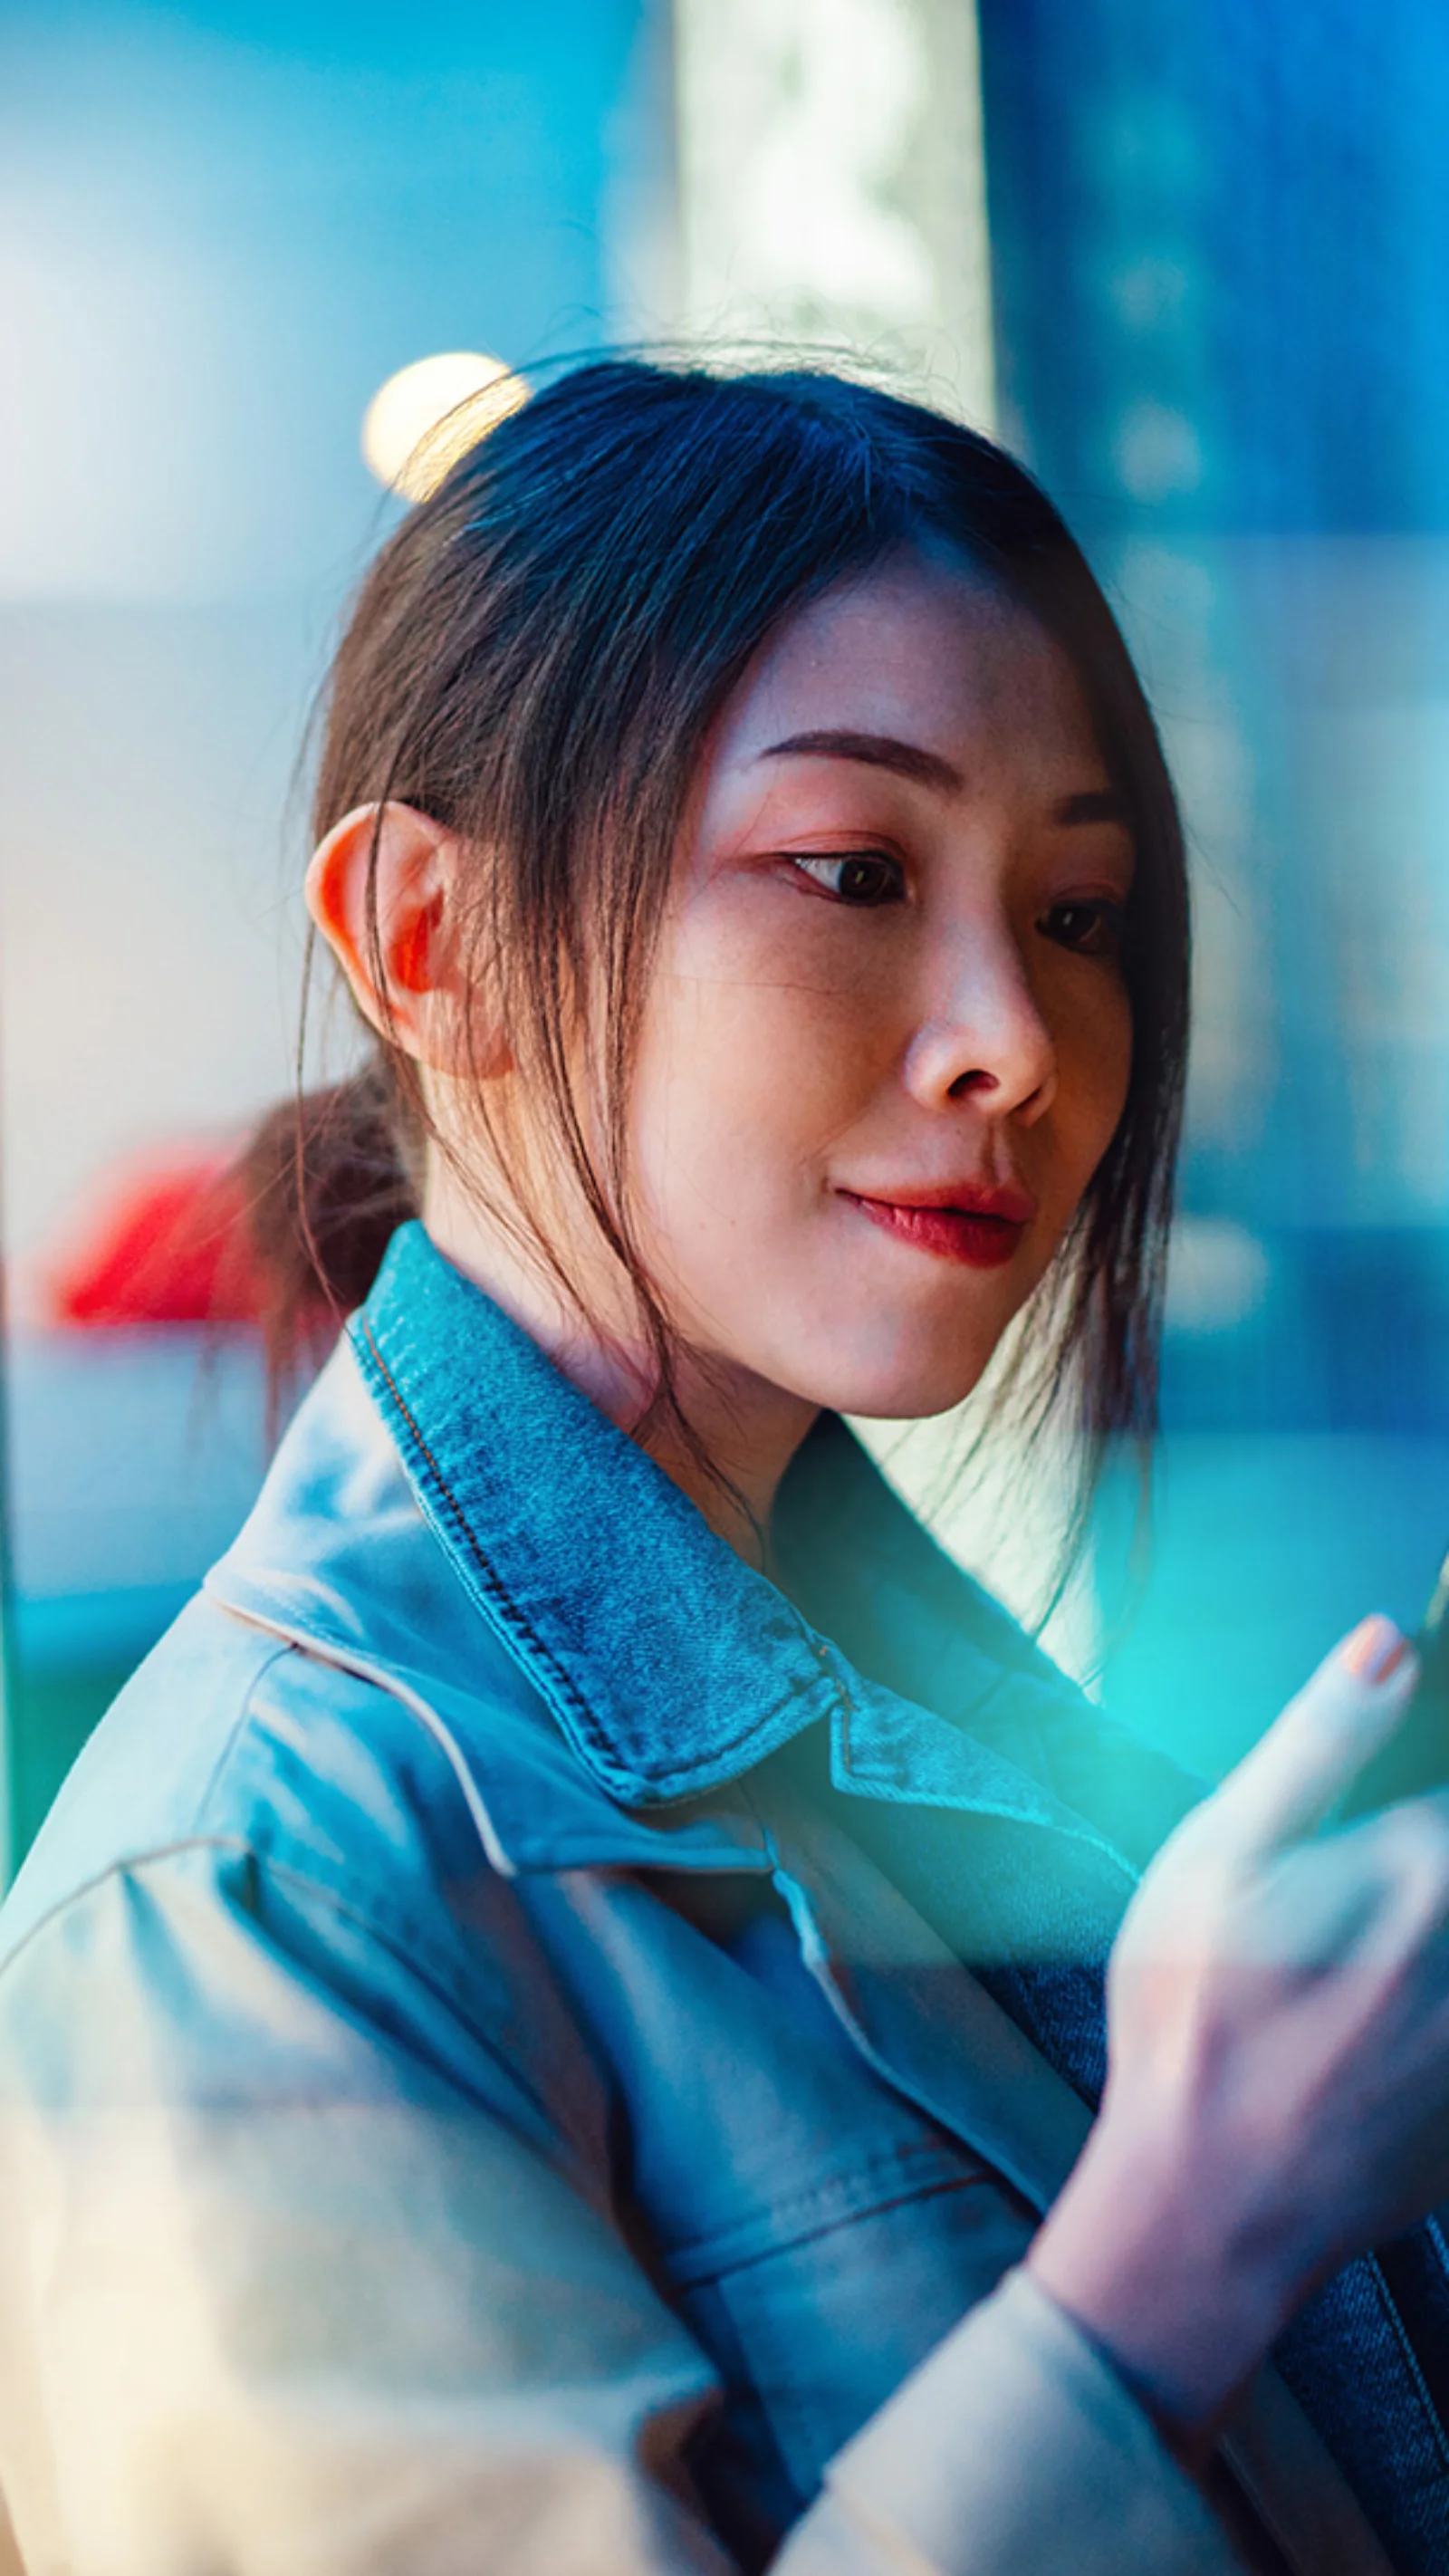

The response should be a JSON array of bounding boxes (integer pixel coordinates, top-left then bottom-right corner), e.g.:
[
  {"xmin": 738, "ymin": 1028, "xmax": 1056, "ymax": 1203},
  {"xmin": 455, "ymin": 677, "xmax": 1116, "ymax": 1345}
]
[{"xmin": 1028, "ymin": 1614, "xmax": 1449, "ymax": 2453}]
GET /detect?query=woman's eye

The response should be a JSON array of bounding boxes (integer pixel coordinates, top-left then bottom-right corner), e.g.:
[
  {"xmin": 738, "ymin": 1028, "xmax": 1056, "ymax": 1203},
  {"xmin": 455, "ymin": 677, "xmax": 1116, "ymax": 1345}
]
[
  {"xmin": 1041, "ymin": 897, "xmax": 1126, "ymax": 957},
  {"xmin": 790, "ymin": 851, "xmax": 905, "ymax": 907}
]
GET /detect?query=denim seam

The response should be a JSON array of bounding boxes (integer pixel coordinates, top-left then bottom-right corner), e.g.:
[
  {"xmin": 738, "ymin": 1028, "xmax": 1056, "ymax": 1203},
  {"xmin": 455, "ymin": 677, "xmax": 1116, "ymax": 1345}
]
[
  {"xmin": 190, "ymin": 1638, "xmax": 324, "ymax": 1841},
  {"xmin": 0, "ymin": 1834, "xmax": 259, "ymax": 1981},
  {"xmin": 4, "ymin": 1828, "xmax": 558, "ymax": 2143},
  {"xmin": 1365, "ymin": 2249, "xmax": 1449, "ymax": 2484},
  {"xmin": 667, "ymin": 2151, "xmax": 988, "ymax": 2286},
  {"xmin": 353, "ymin": 1316, "xmax": 608, "ymax": 1761}
]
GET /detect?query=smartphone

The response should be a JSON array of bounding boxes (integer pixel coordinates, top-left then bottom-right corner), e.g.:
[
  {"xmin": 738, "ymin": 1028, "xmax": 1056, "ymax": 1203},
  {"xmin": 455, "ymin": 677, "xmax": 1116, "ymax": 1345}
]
[{"xmin": 1337, "ymin": 1552, "xmax": 1449, "ymax": 1821}]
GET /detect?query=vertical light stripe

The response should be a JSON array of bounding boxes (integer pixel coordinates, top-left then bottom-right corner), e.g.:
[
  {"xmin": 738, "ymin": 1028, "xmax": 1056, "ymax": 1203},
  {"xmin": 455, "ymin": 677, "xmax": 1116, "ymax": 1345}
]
[{"xmin": 671, "ymin": 0, "xmax": 996, "ymax": 428}]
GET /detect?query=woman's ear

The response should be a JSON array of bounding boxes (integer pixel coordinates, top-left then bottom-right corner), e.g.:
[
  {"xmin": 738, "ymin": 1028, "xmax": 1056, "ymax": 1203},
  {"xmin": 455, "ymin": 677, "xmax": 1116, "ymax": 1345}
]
[{"xmin": 304, "ymin": 803, "xmax": 511, "ymax": 1076}]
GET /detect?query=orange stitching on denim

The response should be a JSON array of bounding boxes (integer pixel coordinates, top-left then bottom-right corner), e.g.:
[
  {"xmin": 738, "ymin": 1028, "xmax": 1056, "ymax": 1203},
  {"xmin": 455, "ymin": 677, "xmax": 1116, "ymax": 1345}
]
[
  {"xmin": 354, "ymin": 1313, "xmax": 848, "ymax": 1784},
  {"xmin": 355, "ymin": 1317, "xmax": 567, "ymax": 1683}
]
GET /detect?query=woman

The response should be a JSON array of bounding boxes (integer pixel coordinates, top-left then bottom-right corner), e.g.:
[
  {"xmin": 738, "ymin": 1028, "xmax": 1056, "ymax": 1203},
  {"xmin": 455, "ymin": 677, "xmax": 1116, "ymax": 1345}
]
[{"xmin": 2, "ymin": 359, "xmax": 1448, "ymax": 2576}]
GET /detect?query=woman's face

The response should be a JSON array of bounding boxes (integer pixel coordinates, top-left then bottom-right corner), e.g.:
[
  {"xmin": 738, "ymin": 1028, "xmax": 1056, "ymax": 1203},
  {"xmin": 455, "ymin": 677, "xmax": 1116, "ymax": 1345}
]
[{"xmin": 624, "ymin": 547, "xmax": 1136, "ymax": 1422}]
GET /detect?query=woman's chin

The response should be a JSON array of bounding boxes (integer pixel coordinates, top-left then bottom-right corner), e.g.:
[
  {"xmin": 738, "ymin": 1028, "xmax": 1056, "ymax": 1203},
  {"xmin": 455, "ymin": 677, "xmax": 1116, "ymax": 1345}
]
[
  {"xmin": 837, "ymin": 1376, "xmax": 989, "ymax": 1425},
  {"xmin": 781, "ymin": 1331, "xmax": 998, "ymax": 1426}
]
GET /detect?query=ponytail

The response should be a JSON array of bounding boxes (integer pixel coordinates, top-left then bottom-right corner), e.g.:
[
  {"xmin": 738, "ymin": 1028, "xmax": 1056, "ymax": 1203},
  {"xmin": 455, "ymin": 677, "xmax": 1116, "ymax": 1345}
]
[{"xmin": 238, "ymin": 1062, "xmax": 417, "ymax": 1420}]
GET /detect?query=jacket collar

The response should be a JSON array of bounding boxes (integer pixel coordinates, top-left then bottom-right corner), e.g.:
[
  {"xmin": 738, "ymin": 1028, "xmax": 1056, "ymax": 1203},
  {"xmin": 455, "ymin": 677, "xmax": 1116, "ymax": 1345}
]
[
  {"xmin": 209, "ymin": 1221, "xmax": 1147, "ymax": 1870},
  {"xmin": 345, "ymin": 1221, "xmax": 847, "ymax": 1806}
]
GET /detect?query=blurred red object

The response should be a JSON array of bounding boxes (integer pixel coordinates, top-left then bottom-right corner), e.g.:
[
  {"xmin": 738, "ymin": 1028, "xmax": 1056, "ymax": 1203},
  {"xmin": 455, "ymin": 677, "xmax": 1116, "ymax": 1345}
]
[{"xmin": 47, "ymin": 1154, "xmax": 268, "ymax": 1329}]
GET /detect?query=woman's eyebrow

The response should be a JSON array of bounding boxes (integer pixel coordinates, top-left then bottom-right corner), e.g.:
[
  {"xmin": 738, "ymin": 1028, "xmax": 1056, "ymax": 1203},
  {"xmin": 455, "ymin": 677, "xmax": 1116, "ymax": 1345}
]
[
  {"xmin": 1055, "ymin": 787, "xmax": 1130, "ymax": 826},
  {"xmin": 757, "ymin": 733, "xmax": 1128, "ymax": 831},
  {"xmin": 756, "ymin": 728, "xmax": 964, "ymax": 791}
]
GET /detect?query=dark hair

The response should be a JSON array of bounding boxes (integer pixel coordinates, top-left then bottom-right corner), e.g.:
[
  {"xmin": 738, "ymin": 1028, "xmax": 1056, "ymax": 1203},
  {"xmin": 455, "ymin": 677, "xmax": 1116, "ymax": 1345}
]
[{"xmin": 246, "ymin": 355, "xmax": 1189, "ymax": 1523}]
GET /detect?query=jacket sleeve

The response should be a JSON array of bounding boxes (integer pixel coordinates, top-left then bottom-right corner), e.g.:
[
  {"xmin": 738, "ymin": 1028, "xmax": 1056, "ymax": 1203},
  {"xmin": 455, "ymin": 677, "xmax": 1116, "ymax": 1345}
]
[{"xmin": 0, "ymin": 1845, "xmax": 1244, "ymax": 2576}]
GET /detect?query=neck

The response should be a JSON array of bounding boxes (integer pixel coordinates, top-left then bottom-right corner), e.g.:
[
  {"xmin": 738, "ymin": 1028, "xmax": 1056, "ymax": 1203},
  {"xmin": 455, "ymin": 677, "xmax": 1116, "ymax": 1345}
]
[
  {"xmin": 629, "ymin": 1361, "xmax": 820, "ymax": 1572},
  {"xmin": 421, "ymin": 1183, "xmax": 819, "ymax": 1569}
]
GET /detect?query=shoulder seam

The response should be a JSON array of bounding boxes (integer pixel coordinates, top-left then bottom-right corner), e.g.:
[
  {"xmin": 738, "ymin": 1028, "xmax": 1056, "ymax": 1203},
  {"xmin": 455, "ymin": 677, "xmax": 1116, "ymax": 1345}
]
[
  {"xmin": 0, "ymin": 1831, "xmax": 256, "ymax": 1977},
  {"xmin": 0, "ymin": 1630, "xmax": 295, "ymax": 1976},
  {"xmin": 204, "ymin": 1598, "xmax": 520, "ymax": 1877},
  {"xmin": 189, "ymin": 1634, "xmax": 300, "ymax": 1838},
  {"xmin": 0, "ymin": 1841, "xmax": 566, "ymax": 2166}
]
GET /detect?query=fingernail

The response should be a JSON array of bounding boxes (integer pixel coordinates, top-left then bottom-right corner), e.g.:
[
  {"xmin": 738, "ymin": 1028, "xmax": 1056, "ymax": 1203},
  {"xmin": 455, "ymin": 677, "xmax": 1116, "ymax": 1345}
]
[{"xmin": 1342, "ymin": 1615, "xmax": 1407, "ymax": 1684}]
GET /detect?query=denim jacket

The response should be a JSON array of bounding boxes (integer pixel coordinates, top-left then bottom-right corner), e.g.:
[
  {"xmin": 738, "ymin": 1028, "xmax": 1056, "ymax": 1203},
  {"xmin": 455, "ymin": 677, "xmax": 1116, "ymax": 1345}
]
[{"xmin": 0, "ymin": 1224, "xmax": 1406, "ymax": 2575}]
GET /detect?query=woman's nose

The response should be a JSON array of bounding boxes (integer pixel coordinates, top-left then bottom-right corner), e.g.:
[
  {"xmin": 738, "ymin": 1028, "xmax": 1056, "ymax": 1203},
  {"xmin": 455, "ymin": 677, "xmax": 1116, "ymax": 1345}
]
[{"xmin": 901, "ymin": 931, "xmax": 1058, "ymax": 1120}]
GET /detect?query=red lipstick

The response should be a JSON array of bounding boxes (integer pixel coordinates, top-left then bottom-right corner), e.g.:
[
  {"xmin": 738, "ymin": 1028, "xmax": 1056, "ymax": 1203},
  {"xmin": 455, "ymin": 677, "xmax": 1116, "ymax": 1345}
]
[{"xmin": 840, "ymin": 1180, "xmax": 1034, "ymax": 1269}]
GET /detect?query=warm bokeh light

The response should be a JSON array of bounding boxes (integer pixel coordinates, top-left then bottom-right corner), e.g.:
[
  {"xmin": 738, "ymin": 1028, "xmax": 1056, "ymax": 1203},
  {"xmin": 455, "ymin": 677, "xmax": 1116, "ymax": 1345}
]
[{"xmin": 360, "ymin": 351, "xmax": 529, "ymax": 502}]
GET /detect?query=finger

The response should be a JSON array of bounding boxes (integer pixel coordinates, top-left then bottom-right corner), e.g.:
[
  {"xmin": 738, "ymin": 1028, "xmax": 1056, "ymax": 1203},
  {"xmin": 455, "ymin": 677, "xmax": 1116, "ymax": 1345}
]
[{"xmin": 1208, "ymin": 1617, "xmax": 1418, "ymax": 1852}]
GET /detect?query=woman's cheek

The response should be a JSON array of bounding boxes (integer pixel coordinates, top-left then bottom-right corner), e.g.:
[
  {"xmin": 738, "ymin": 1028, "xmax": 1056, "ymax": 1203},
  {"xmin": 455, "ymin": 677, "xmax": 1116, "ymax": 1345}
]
[
  {"xmin": 1048, "ymin": 976, "xmax": 1132, "ymax": 1177},
  {"xmin": 1084, "ymin": 1001, "xmax": 1135, "ymax": 1164}
]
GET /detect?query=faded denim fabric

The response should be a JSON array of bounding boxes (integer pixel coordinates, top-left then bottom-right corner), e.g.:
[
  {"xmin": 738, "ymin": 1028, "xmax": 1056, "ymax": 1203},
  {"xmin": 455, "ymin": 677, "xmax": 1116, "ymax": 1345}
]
[{"xmin": 0, "ymin": 1220, "xmax": 1415, "ymax": 2575}]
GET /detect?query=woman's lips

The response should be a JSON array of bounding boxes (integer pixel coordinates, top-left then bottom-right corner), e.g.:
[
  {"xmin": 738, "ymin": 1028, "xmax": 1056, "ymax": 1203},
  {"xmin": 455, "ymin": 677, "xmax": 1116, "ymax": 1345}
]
[{"xmin": 841, "ymin": 1192, "xmax": 1032, "ymax": 1269}]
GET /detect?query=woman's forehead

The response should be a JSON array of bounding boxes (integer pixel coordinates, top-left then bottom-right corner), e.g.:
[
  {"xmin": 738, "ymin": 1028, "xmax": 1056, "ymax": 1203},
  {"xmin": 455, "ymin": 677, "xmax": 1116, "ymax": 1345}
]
[{"xmin": 706, "ymin": 550, "xmax": 1107, "ymax": 793}]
